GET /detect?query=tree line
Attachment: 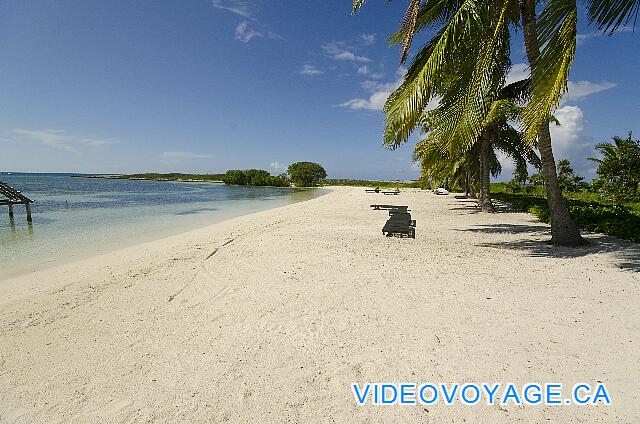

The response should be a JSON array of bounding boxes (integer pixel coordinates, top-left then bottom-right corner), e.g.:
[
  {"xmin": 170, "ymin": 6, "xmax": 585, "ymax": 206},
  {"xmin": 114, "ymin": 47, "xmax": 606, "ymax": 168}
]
[
  {"xmin": 503, "ymin": 133, "xmax": 640, "ymax": 205},
  {"xmin": 222, "ymin": 162, "xmax": 327, "ymax": 188}
]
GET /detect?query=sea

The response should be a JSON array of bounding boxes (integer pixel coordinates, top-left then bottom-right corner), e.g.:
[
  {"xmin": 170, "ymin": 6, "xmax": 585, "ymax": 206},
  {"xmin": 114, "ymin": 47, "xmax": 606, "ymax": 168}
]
[{"xmin": 0, "ymin": 173, "xmax": 324, "ymax": 279}]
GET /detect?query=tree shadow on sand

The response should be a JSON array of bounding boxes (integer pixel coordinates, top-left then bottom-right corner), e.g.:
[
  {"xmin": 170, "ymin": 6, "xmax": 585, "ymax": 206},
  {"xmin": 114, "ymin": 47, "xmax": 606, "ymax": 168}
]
[
  {"xmin": 464, "ymin": 223, "xmax": 640, "ymax": 272},
  {"xmin": 450, "ymin": 198, "xmax": 516, "ymax": 214}
]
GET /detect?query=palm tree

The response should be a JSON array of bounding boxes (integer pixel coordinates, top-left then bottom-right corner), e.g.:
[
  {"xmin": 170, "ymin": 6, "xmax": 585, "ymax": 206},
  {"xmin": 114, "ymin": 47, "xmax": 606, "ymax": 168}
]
[
  {"xmin": 353, "ymin": 0, "xmax": 638, "ymax": 246},
  {"xmin": 415, "ymin": 82, "xmax": 540, "ymax": 212}
]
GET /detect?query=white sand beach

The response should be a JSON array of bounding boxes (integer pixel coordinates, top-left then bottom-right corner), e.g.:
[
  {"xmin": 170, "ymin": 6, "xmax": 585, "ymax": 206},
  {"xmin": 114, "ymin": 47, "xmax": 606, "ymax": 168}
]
[{"xmin": 0, "ymin": 187, "xmax": 638, "ymax": 423}]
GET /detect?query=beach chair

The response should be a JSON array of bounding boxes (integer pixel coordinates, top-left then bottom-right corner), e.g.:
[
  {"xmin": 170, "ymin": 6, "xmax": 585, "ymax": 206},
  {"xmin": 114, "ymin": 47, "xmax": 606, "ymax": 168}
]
[
  {"xmin": 365, "ymin": 187, "xmax": 380, "ymax": 193},
  {"xmin": 382, "ymin": 188, "xmax": 400, "ymax": 195},
  {"xmin": 382, "ymin": 212, "xmax": 415, "ymax": 238},
  {"xmin": 370, "ymin": 205, "xmax": 408, "ymax": 211}
]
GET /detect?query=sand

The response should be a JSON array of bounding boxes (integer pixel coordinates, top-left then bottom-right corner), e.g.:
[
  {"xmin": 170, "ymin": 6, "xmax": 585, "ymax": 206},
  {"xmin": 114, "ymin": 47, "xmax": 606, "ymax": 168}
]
[{"xmin": 0, "ymin": 186, "xmax": 638, "ymax": 423}]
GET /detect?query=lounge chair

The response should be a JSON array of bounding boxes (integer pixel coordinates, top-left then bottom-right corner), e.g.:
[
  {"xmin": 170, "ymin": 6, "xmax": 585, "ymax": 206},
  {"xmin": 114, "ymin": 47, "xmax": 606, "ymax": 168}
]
[
  {"xmin": 365, "ymin": 187, "xmax": 381, "ymax": 193},
  {"xmin": 370, "ymin": 204, "xmax": 409, "ymax": 211},
  {"xmin": 382, "ymin": 212, "xmax": 415, "ymax": 238},
  {"xmin": 382, "ymin": 188, "xmax": 400, "ymax": 195}
]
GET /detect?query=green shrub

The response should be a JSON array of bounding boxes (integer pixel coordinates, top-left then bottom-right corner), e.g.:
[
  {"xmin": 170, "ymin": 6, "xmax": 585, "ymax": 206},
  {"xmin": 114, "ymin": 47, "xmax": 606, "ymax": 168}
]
[{"xmin": 491, "ymin": 186, "xmax": 640, "ymax": 242}]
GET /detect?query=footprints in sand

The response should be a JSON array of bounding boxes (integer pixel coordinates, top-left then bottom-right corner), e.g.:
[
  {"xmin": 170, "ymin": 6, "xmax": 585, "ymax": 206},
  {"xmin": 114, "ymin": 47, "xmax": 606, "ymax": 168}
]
[{"xmin": 167, "ymin": 236, "xmax": 239, "ymax": 304}]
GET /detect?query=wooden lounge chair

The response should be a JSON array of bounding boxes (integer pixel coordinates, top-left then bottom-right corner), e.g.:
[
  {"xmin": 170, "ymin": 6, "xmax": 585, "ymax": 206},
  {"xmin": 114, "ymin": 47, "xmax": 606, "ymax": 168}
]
[
  {"xmin": 370, "ymin": 204, "xmax": 409, "ymax": 211},
  {"xmin": 382, "ymin": 189, "xmax": 400, "ymax": 195},
  {"xmin": 382, "ymin": 212, "xmax": 415, "ymax": 238},
  {"xmin": 365, "ymin": 187, "xmax": 380, "ymax": 193}
]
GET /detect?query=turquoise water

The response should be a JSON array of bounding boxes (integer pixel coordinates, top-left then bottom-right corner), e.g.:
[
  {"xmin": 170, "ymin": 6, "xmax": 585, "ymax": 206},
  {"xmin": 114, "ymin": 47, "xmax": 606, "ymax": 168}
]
[{"xmin": 0, "ymin": 173, "xmax": 323, "ymax": 279}]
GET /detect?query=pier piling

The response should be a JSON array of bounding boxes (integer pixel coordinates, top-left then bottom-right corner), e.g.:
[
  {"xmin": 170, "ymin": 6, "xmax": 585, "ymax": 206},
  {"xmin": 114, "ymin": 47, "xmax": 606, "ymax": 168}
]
[{"xmin": 1, "ymin": 180, "xmax": 34, "ymax": 223}]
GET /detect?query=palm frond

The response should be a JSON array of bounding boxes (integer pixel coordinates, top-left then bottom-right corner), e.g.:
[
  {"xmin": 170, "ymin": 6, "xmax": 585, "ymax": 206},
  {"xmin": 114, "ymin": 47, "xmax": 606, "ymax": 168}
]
[
  {"xmin": 385, "ymin": 0, "xmax": 518, "ymax": 153},
  {"xmin": 400, "ymin": 0, "xmax": 423, "ymax": 64},
  {"xmin": 389, "ymin": 0, "xmax": 465, "ymax": 46},
  {"xmin": 583, "ymin": 0, "xmax": 639, "ymax": 33}
]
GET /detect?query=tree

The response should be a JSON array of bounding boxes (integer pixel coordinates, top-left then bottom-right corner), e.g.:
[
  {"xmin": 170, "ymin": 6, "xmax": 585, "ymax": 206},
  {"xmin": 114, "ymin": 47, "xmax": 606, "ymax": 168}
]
[
  {"xmin": 556, "ymin": 159, "xmax": 584, "ymax": 192},
  {"xmin": 513, "ymin": 165, "xmax": 529, "ymax": 186},
  {"xmin": 287, "ymin": 162, "xmax": 327, "ymax": 187},
  {"xmin": 529, "ymin": 173, "xmax": 545, "ymax": 186},
  {"xmin": 589, "ymin": 133, "xmax": 640, "ymax": 203},
  {"xmin": 353, "ymin": 0, "xmax": 638, "ymax": 245},
  {"xmin": 415, "ymin": 82, "xmax": 539, "ymax": 212},
  {"xmin": 222, "ymin": 169, "xmax": 290, "ymax": 187},
  {"xmin": 244, "ymin": 169, "xmax": 272, "ymax": 186},
  {"xmin": 519, "ymin": 0, "xmax": 583, "ymax": 245}
]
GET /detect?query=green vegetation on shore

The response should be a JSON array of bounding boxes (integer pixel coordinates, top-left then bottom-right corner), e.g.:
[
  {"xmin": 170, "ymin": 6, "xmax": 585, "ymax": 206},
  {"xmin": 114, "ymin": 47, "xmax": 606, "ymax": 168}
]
[
  {"xmin": 222, "ymin": 169, "xmax": 289, "ymax": 187},
  {"xmin": 491, "ymin": 183, "xmax": 640, "ymax": 242},
  {"xmin": 222, "ymin": 162, "xmax": 328, "ymax": 188}
]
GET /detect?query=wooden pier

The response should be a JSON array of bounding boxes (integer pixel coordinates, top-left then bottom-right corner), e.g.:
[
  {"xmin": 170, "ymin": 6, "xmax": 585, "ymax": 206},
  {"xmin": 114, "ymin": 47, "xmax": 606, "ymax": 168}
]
[{"xmin": 0, "ymin": 180, "xmax": 34, "ymax": 223}]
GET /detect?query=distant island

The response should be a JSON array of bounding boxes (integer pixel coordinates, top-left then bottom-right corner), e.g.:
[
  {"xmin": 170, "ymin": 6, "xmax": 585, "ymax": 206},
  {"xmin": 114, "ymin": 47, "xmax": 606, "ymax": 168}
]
[{"xmin": 78, "ymin": 173, "xmax": 226, "ymax": 183}]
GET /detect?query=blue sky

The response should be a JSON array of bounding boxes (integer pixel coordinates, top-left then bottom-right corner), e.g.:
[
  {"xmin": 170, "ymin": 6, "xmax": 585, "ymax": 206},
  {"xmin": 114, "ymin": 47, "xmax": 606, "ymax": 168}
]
[{"xmin": 0, "ymin": 1, "xmax": 637, "ymax": 180}]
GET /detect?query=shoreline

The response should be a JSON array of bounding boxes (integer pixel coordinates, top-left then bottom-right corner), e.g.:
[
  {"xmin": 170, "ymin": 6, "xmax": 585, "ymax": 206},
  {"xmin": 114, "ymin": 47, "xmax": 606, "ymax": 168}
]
[
  {"xmin": 0, "ymin": 188, "xmax": 332, "ymax": 305},
  {"xmin": 0, "ymin": 187, "xmax": 327, "ymax": 282},
  {"xmin": 1, "ymin": 187, "xmax": 638, "ymax": 422}
]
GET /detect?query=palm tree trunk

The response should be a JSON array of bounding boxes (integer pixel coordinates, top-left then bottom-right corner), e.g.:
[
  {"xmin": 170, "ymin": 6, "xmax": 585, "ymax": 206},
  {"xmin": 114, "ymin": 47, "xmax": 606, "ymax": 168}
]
[
  {"xmin": 479, "ymin": 131, "xmax": 495, "ymax": 212},
  {"xmin": 521, "ymin": 0, "xmax": 583, "ymax": 246}
]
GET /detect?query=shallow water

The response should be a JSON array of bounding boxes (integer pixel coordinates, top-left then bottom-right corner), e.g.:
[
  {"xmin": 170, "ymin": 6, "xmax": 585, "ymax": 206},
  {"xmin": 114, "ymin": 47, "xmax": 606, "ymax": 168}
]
[{"xmin": 0, "ymin": 173, "xmax": 323, "ymax": 278}]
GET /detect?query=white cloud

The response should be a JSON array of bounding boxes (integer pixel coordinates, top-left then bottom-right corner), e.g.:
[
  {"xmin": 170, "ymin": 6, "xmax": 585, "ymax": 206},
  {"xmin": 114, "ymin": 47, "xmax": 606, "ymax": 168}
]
[
  {"xmin": 11, "ymin": 129, "xmax": 121, "ymax": 154},
  {"xmin": 577, "ymin": 27, "xmax": 633, "ymax": 45},
  {"xmin": 549, "ymin": 106, "xmax": 598, "ymax": 177},
  {"xmin": 361, "ymin": 34, "xmax": 376, "ymax": 45},
  {"xmin": 267, "ymin": 31, "xmax": 283, "ymax": 40},
  {"xmin": 563, "ymin": 80, "xmax": 616, "ymax": 102},
  {"xmin": 160, "ymin": 151, "xmax": 213, "ymax": 162},
  {"xmin": 357, "ymin": 65, "xmax": 370, "ymax": 75},
  {"xmin": 505, "ymin": 63, "xmax": 616, "ymax": 104},
  {"xmin": 505, "ymin": 63, "xmax": 530, "ymax": 86},
  {"xmin": 211, "ymin": 0, "xmax": 256, "ymax": 20},
  {"xmin": 496, "ymin": 106, "xmax": 600, "ymax": 181},
  {"xmin": 214, "ymin": 1, "xmax": 281, "ymax": 42},
  {"xmin": 234, "ymin": 21, "xmax": 263, "ymax": 43},
  {"xmin": 340, "ymin": 92, "xmax": 391, "ymax": 111},
  {"xmin": 270, "ymin": 161, "xmax": 286, "ymax": 172},
  {"xmin": 300, "ymin": 64, "xmax": 323, "ymax": 75},
  {"xmin": 322, "ymin": 42, "xmax": 371, "ymax": 63},
  {"xmin": 340, "ymin": 68, "xmax": 410, "ymax": 111},
  {"xmin": 334, "ymin": 51, "xmax": 371, "ymax": 62},
  {"xmin": 495, "ymin": 150, "xmax": 517, "ymax": 178},
  {"xmin": 576, "ymin": 33, "xmax": 599, "ymax": 45}
]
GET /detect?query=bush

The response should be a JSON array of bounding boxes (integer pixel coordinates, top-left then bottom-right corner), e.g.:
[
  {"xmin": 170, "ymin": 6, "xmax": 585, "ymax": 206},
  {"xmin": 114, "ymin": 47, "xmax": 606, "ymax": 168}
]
[{"xmin": 491, "ymin": 188, "xmax": 640, "ymax": 242}]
